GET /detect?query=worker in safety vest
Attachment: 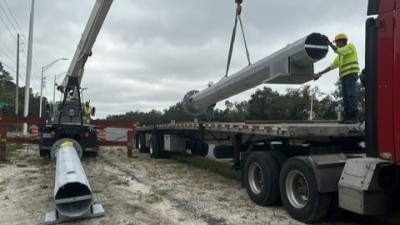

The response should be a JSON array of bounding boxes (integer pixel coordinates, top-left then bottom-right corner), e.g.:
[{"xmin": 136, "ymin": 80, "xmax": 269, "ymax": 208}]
[
  {"xmin": 316, "ymin": 33, "xmax": 360, "ymax": 124},
  {"xmin": 83, "ymin": 101, "xmax": 93, "ymax": 119}
]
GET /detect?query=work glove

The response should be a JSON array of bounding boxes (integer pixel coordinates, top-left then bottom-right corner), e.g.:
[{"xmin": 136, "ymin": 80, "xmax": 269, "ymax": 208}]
[{"xmin": 322, "ymin": 35, "xmax": 330, "ymax": 43}]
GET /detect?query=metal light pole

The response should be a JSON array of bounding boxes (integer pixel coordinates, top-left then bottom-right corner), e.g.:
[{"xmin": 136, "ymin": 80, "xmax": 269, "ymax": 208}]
[
  {"xmin": 39, "ymin": 58, "xmax": 67, "ymax": 117},
  {"xmin": 15, "ymin": 34, "xmax": 20, "ymax": 115},
  {"xmin": 23, "ymin": 0, "xmax": 34, "ymax": 135}
]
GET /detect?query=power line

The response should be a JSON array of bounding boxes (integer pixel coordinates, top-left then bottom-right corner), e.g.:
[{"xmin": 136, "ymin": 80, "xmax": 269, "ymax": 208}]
[
  {"xmin": 2, "ymin": 62, "xmax": 16, "ymax": 74},
  {"xmin": 0, "ymin": 45, "xmax": 16, "ymax": 63},
  {"xmin": 0, "ymin": 39, "xmax": 16, "ymax": 57},
  {"xmin": 3, "ymin": 0, "xmax": 24, "ymax": 35},
  {"xmin": 0, "ymin": 12, "xmax": 17, "ymax": 41},
  {"xmin": 0, "ymin": 2, "xmax": 19, "ymax": 37},
  {"xmin": 1, "ymin": 0, "xmax": 55, "ymax": 96}
]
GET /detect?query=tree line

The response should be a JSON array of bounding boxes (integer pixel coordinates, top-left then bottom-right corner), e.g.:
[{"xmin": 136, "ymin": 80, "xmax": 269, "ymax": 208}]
[
  {"xmin": 0, "ymin": 62, "xmax": 49, "ymax": 117},
  {"xmin": 107, "ymin": 82, "xmax": 365, "ymax": 125}
]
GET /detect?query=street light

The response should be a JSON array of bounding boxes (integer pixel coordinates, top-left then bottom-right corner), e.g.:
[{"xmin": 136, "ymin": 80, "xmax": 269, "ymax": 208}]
[
  {"xmin": 40, "ymin": 58, "xmax": 68, "ymax": 117},
  {"xmin": 81, "ymin": 87, "xmax": 88, "ymax": 101},
  {"xmin": 53, "ymin": 71, "xmax": 67, "ymax": 104}
]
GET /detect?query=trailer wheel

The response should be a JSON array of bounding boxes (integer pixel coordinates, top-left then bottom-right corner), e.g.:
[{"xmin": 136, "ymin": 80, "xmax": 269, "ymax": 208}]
[
  {"xmin": 279, "ymin": 156, "xmax": 331, "ymax": 223},
  {"xmin": 149, "ymin": 135, "xmax": 165, "ymax": 159},
  {"xmin": 138, "ymin": 134, "xmax": 148, "ymax": 153},
  {"xmin": 244, "ymin": 151, "xmax": 280, "ymax": 205}
]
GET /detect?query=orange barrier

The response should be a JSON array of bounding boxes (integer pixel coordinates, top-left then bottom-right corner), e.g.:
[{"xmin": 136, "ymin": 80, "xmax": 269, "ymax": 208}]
[
  {"xmin": 30, "ymin": 125, "xmax": 39, "ymax": 138},
  {"xmin": 99, "ymin": 128, "xmax": 106, "ymax": 141}
]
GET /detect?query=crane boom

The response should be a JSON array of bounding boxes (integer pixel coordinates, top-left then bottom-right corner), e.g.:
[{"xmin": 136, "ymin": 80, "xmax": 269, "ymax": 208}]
[{"xmin": 60, "ymin": 0, "xmax": 113, "ymax": 96}]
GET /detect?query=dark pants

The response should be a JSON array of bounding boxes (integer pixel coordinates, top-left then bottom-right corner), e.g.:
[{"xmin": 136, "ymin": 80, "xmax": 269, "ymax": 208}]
[
  {"xmin": 204, "ymin": 105, "xmax": 215, "ymax": 121},
  {"xmin": 341, "ymin": 73, "xmax": 358, "ymax": 120}
]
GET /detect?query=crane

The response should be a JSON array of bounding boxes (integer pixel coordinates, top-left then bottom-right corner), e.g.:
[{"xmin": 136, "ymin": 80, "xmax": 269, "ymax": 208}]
[{"xmin": 40, "ymin": 1, "xmax": 113, "ymax": 223}]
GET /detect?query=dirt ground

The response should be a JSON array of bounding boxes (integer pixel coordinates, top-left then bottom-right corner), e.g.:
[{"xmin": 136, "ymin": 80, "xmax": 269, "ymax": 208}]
[{"xmin": 0, "ymin": 145, "xmax": 398, "ymax": 225}]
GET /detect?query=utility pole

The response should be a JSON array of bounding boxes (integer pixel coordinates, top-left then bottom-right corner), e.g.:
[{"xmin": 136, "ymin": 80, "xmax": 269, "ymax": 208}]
[
  {"xmin": 23, "ymin": 0, "xmax": 34, "ymax": 135},
  {"xmin": 15, "ymin": 34, "xmax": 19, "ymax": 115}
]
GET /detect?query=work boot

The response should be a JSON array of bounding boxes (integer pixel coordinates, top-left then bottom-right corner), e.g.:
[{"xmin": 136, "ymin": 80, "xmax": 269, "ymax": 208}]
[{"xmin": 344, "ymin": 118, "xmax": 359, "ymax": 124}]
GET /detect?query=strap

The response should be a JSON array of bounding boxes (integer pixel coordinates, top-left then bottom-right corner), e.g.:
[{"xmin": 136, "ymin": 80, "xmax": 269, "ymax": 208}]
[
  {"xmin": 223, "ymin": 1, "xmax": 251, "ymax": 79},
  {"xmin": 238, "ymin": 14, "xmax": 251, "ymax": 66},
  {"xmin": 224, "ymin": 13, "xmax": 238, "ymax": 77}
]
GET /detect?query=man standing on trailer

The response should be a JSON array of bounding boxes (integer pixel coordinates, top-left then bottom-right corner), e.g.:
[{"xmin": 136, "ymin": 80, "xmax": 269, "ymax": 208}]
[{"xmin": 316, "ymin": 33, "xmax": 360, "ymax": 124}]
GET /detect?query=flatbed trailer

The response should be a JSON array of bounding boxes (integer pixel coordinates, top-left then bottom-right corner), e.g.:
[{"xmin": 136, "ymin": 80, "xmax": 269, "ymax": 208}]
[
  {"xmin": 136, "ymin": 121, "xmax": 394, "ymax": 223},
  {"xmin": 137, "ymin": 121, "xmax": 363, "ymax": 152},
  {"xmin": 136, "ymin": 121, "xmax": 365, "ymax": 158}
]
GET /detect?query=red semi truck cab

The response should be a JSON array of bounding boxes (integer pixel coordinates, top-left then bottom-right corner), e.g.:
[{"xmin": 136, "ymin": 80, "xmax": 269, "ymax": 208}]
[
  {"xmin": 372, "ymin": 0, "xmax": 400, "ymax": 162},
  {"xmin": 363, "ymin": 0, "xmax": 400, "ymax": 162}
]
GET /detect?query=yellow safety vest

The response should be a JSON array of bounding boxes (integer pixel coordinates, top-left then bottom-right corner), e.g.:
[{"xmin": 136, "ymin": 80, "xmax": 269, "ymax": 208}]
[
  {"xmin": 329, "ymin": 43, "xmax": 360, "ymax": 78},
  {"xmin": 83, "ymin": 105, "xmax": 92, "ymax": 117}
]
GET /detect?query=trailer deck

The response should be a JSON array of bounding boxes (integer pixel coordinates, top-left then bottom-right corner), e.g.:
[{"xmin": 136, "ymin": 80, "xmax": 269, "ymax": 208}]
[{"xmin": 137, "ymin": 121, "xmax": 364, "ymax": 138}]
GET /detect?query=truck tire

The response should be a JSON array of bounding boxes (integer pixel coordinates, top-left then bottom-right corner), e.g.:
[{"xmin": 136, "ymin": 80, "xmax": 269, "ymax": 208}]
[
  {"xmin": 138, "ymin": 134, "xmax": 148, "ymax": 153},
  {"xmin": 149, "ymin": 135, "xmax": 165, "ymax": 159},
  {"xmin": 279, "ymin": 156, "xmax": 331, "ymax": 223},
  {"xmin": 244, "ymin": 151, "xmax": 280, "ymax": 206},
  {"xmin": 269, "ymin": 150, "xmax": 287, "ymax": 168}
]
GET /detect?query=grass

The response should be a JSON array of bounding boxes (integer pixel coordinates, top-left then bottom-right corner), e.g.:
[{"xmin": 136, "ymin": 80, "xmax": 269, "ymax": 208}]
[
  {"xmin": 3, "ymin": 144, "xmax": 24, "ymax": 158},
  {"xmin": 0, "ymin": 179, "xmax": 8, "ymax": 193},
  {"xmin": 6, "ymin": 144, "xmax": 23, "ymax": 152},
  {"xmin": 114, "ymin": 177, "xmax": 130, "ymax": 186},
  {"xmin": 171, "ymin": 154, "xmax": 241, "ymax": 181},
  {"xmin": 145, "ymin": 192, "xmax": 163, "ymax": 204},
  {"xmin": 16, "ymin": 163, "xmax": 28, "ymax": 167},
  {"xmin": 125, "ymin": 202, "xmax": 146, "ymax": 214},
  {"xmin": 155, "ymin": 189, "xmax": 171, "ymax": 197}
]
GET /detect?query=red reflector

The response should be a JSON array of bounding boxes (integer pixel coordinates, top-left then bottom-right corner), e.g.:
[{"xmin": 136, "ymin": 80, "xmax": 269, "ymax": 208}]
[{"xmin": 84, "ymin": 132, "xmax": 90, "ymax": 138}]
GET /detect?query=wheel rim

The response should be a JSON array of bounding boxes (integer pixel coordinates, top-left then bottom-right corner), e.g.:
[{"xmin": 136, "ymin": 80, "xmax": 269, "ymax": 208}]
[
  {"xmin": 285, "ymin": 170, "xmax": 309, "ymax": 209},
  {"xmin": 248, "ymin": 162, "xmax": 263, "ymax": 194}
]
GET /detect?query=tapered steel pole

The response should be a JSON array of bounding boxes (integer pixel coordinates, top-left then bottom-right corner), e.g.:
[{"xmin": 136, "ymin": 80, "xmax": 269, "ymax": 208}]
[
  {"xmin": 15, "ymin": 34, "xmax": 19, "ymax": 115},
  {"xmin": 23, "ymin": 0, "xmax": 34, "ymax": 135},
  {"xmin": 182, "ymin": 33, "xmax": 329, "ymax": 116},
  {"xmin": 45, "ymin": 139, "xmax": 104, "ymax": 224}
]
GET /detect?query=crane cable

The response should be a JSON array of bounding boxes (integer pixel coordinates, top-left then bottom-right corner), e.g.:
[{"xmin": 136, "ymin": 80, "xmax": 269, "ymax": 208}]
[{"xmin": 223, "ymin": 0, "xmax": 251, "ymax": 81}]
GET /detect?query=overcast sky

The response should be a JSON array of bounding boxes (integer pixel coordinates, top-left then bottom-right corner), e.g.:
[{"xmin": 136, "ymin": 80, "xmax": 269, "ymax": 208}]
[{"xmin": 0, "ymin": 0, "xmax": 368, "ymax": 119}]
